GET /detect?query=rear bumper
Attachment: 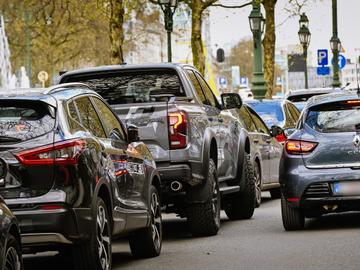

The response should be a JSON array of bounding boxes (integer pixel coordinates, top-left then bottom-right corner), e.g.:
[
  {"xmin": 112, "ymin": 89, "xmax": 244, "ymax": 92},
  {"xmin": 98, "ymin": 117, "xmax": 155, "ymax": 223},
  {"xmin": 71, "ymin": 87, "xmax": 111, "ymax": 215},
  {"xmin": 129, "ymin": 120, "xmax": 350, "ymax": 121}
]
[{"xmin": 13, "ymin": 207, "xmax": 92, "ymax": 247}]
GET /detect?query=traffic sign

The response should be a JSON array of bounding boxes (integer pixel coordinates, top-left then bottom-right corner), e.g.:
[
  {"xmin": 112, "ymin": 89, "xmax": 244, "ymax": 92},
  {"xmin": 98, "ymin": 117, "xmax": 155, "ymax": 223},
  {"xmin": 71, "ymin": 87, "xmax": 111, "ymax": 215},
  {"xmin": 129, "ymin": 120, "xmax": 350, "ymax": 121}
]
[
  {"xmin": 37, "ymin": 71, "xmax": 49, "ymax": 87},
  {"xmin": 240, "ymin": 77, "xmax": 248, "ymax": 87},
  {"xmin": 317, "ymin": 66, "xmax": 330, "ymax": 76},
  {"xmin": 331, "ymin": 54, "xmax": 346, "ymax": 70},
  {"xmin": 219, "ymin": 77, "xmax": 227, "ymax": 87},
  {"xmin": 317, "ymin": 49, "xmax": 328, "ymax": 66}
]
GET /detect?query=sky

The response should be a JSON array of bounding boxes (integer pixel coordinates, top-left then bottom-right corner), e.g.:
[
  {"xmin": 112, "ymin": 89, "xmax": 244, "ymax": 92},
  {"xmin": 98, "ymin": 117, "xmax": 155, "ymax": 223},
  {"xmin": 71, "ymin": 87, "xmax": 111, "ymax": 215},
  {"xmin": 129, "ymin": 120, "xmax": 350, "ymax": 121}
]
[{"xmin": 209, "ymin": 0, "xmax": 360, "ymax": 66}]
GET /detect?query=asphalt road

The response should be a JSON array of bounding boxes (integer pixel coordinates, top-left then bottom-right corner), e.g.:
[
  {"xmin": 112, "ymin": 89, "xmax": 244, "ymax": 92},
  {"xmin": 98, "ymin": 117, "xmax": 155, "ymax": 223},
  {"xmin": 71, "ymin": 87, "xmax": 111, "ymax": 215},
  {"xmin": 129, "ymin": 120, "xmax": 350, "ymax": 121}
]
[{"xmin": 24, "ymin": 193, "xmax": 360, "ymax": 270}]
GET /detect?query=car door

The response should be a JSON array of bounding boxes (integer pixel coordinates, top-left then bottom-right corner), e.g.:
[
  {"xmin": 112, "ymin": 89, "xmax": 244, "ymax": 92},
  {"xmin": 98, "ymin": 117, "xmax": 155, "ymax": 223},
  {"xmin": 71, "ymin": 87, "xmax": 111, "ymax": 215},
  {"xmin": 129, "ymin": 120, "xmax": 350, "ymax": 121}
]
[
  {"xmin": 246, "ymin": 106, "xmax": 272, "ymax": 184},
  {"xmin": 91, "ymin": 96, "xmax": 150, "ymax": 212}
]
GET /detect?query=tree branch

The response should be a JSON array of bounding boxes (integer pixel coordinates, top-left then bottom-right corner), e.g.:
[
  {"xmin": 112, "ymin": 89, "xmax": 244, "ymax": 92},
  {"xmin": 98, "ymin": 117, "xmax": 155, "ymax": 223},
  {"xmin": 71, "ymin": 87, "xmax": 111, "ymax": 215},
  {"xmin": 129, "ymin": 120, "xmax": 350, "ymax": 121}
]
[{"xmin": 211, "ymin": 1, "xmax": 252, "ymax": 9}]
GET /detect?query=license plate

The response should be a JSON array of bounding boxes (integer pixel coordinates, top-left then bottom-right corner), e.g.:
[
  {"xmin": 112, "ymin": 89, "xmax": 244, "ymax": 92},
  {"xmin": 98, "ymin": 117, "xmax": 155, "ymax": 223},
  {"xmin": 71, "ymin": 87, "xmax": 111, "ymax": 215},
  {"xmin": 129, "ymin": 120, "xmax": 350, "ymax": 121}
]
[{"xmin": 332, "ymin": 182, "xmax": 360, "ymax": 196}]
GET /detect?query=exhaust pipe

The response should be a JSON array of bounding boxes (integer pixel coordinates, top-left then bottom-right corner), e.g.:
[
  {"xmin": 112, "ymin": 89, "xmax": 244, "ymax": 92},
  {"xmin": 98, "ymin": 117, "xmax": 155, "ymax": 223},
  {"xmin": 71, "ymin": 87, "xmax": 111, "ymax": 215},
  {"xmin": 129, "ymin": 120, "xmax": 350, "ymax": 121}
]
[{"xmin": 170, "ymin": 181, "xmax": 183, "ymax": 192}]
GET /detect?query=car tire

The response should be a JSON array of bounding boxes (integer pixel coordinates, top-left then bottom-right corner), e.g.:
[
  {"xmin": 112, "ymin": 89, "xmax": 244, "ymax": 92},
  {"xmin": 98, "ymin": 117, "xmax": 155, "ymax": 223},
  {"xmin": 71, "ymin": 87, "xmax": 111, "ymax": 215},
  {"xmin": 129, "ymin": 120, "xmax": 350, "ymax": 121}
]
[
  {"xmin": 270, "ymin": 188, "xmax": 281, "ymax": 199},
  {"xmin": 281, "ymin": 195, "xmax": 305, "ymax": 231},
  {"xmin": 254, "ymin": 161, "xmax": 262, "ymax": 208},
  {"xmin": 187, "ymin": 159, "xmax": 220, "ymax": 237},
  {"xmin": 72, "ymin": 197, "xmax": 112, "ymax": 270},
  {"xmin": 4, "ymin": 234, "xmax": 22, "ymax": 270},
  {"xmin": 129, "ymin": 185, "xmax": 162, "ymax": 258},
  {"xmin": 224, "ymin": 154, "xmax": 256, "ymax": 220}
]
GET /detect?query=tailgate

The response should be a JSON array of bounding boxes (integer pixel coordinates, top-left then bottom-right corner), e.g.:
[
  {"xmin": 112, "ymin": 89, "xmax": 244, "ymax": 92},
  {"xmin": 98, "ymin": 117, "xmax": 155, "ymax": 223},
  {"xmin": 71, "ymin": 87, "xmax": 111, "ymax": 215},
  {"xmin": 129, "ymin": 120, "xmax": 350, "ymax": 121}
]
[{"xmin": 113, "ymin": 102, "xmax": 175, "ymax": 162}]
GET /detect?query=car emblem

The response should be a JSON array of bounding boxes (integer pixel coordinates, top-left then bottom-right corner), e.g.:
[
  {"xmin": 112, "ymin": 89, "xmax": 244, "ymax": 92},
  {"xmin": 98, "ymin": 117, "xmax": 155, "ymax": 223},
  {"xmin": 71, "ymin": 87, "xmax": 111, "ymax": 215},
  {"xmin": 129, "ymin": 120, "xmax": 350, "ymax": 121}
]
[{"xmin": 353, "ymin": 135, "xmax": 360, "ymax": 147}]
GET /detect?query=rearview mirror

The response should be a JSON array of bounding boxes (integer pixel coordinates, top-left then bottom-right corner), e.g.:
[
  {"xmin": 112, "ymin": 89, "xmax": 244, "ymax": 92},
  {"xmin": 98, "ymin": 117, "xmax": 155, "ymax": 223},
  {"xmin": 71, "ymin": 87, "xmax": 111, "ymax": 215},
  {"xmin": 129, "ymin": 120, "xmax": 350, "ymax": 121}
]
[
  {"xmin": 221, "ymin": 93, "xmax": 242, "ymax": 110},
  {"xmin": 127, "ymin": 124, "xmax": 139, "ymax": 143}
]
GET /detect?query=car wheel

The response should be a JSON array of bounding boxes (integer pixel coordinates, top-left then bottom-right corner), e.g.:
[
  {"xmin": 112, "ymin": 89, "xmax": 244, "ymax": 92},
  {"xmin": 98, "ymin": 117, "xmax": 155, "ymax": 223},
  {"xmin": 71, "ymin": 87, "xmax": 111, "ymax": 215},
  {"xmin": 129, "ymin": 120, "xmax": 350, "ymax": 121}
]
[
  {"xmin": 187, "ymin": 159, "xmax": 220, "ymax": 237},
  {"xmin": 129, "ymin": 185, "xmax": 162, "ymax": 258},
  {"xmin": 224, "ymin": 154, "xmax": 256, "ymax": 220},
  {"xmin": 281, "ymin": 195, "xmax": 305, "ymax": 231},
  {"xmin": 254, "ymin": 161, "xmax": 262, "ymax": 208},
  {"xmin": 4, "ymin": 234, "xmax": 22, "ymax": 270},
  {"xmin": 270, "ymin": 187, "xmax": 281, "ymax": 199},
  {"xmin": 73, "ymin": 198, "xmax": 112, "ymax": 270}
]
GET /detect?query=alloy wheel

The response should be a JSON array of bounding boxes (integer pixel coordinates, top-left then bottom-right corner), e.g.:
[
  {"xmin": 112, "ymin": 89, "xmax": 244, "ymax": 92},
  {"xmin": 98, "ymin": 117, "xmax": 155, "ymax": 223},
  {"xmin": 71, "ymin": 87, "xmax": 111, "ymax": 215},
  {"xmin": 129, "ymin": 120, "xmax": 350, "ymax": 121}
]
[
  {"xmin": 211, "ymin": 174, "xmax": 221, "ymax": 227},
  {"xmin": 254, "ymin": 163, "xmax": 262, "ymax": 206},
  {"xmin": 5, "ymin": 246, "xmax": 21, "ymax": 270},
  {"xmin": 97, "ymin": 205, "xmax": 111, "ymax": 270},
  {"xmin": 150, "ymin": 192, "xmax": 162, "ymax": 251}
]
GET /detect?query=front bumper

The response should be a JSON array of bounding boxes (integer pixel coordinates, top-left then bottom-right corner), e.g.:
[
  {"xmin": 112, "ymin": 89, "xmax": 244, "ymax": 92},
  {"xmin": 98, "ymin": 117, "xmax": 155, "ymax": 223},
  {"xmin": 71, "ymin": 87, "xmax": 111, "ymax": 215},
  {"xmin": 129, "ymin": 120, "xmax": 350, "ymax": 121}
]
[{"xmin": 13, "ymin": 207, "xmax": 92, "ymax": 247}]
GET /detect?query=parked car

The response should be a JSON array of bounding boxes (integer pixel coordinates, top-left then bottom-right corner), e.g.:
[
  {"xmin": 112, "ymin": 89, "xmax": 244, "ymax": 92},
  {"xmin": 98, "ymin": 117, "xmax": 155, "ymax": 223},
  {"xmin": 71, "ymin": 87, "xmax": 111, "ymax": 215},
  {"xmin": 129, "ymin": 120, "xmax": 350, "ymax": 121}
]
[
  {"xmin": 280, "ymin": 90, "xmax": 360, "ymax": 230},
  {"xmin": 236, "ymin": 104, "xmax": 282, "ymax": 206},
  {"xmin": 59, "ymin": 63, "xmax": 256, "ymax": 237},
  {"xmin": 286, "ymin": 87, "xmax": 336, "ymax": 111},
  {"xmin": 247, "ymin": 99, "xmax": 300, "ymax": 143},
  {"xmin": 0, "ymin": 195, "xmax": 22, "ymax": 270},
  {"xmin": 0, "ymin": 84, "xmax": 162, "ymax": 270}
]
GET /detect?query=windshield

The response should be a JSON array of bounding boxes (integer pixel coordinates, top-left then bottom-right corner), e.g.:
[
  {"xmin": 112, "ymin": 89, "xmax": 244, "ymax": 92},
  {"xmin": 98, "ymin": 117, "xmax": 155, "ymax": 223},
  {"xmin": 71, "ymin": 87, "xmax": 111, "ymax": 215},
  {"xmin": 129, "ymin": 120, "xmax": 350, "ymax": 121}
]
[
  {"xmin": 0, "ymin": 101, "xmax": 55, "ymax": 141},
  {"xmin": 305, "ymin": 101, "xmax": 360, "ymax": 133},
  {"xmin": 248, "ymin": 102, "xmax": 284, "ymax": 127},
  {"xmin": 68, "ymin": 70, "xmax": 185, "ymax": 104}
]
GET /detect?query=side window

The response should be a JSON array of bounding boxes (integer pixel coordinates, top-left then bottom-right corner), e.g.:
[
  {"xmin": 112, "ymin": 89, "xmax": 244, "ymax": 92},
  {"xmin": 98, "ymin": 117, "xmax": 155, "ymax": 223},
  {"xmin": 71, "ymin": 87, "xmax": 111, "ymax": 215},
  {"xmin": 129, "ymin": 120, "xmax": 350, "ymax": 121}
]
[
  {"xmin": 247, "ymin": 107, "xmax": 271, "ymax": 135},
  {"xmin": 284, "ymin": 103, "xmax": 296, "ymax": 126},
  {"xmin": 92, "ymin": 97, "xmax": 126, "ymax": 141},
  {"xmin": 239, "ymin": 107, "xmax": 257, "ymax": 132},
  {"xmin": 195, "ymin": 72, "xmax": 219, "ymax": 108},
  {"xmin": 74, "ymin": 97, "xmax": 106, "ymax": 138},
  {"xmin": 288, "ymin": 103, "xmax": 300, "ymax": 121},
  {"xmin": 186, "ymin": 70, "xmax": 207, "ymax": 104},
  {"xmin": 67, "ymin": 100, "xmax": 82, "ymax": 132}
]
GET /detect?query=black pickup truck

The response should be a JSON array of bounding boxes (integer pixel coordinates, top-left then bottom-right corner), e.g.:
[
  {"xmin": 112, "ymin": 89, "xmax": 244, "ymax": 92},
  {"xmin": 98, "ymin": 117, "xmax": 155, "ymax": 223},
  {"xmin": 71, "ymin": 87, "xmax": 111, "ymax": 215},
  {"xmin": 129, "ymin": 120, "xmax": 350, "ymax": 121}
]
[{"xmin": 59, "ymin": 63, "xmax": 256, "ymax": 236}]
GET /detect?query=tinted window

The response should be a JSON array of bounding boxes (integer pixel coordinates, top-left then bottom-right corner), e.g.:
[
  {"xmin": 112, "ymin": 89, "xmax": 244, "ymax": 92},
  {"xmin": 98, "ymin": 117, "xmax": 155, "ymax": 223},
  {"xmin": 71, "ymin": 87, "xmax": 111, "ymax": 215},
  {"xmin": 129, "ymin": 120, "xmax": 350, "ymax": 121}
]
[
  {"xmin": 0, "ymin": 101, "xmax": 55, "ymax": 141},
  {"xmin": 186, "ymin": 70, "xmax": 207, "ymax": 104},
  {"xmin": 238, "ymin": 107, "xmax": 257, "ymax": 132},
  {"xmin": 195, "ymin": 72, "xmax": 218, "ymax": 108},
  {"xmin": 248, "ymin": 102, "xmax": 284, "ymax": 127},
  {"xmin": 92, "ymin": 97, "xmax": 125, "ymax": 140},
  {"xmin": 67, "ymin": 101, "xmax": 83, "ymax": 132},
  {"xmin": 75, "ymin": 97, "xmax": 106, "ymax": 138},
  {"xmin": 288, "ymin": 103, "xmax": 300, "ymax": 121},
  {"xmin": 305, "ymin": 101, "xmax": 360, "ymax": 133},
  {"xmin": 247, "ymin": 108, "xmax": 270, "ymax": 135},
  {"xmin": 68, "ymin": 70, "xmax": 184, "ymax": 104}
]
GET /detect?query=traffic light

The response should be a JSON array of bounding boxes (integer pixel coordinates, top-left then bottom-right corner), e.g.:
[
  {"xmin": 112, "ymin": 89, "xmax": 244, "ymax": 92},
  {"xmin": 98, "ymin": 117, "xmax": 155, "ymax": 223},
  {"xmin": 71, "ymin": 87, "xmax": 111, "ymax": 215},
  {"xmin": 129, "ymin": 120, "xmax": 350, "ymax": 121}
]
[{"xmin": 216, "ymin": 48, "xmax": 225, "ymax": 63}]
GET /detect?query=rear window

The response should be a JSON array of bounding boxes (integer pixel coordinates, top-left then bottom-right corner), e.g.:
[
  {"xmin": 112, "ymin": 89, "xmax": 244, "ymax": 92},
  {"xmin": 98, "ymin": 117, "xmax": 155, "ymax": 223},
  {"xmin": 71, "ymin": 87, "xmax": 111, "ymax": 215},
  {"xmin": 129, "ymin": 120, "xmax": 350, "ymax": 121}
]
[
  {"xmin": 248, "ymin": 102, "xmax": 284, "ymax": 127},
  {"xmin": 305, "ymin": 101, "xmax": 360, "ymax": 133},
  {"xmin": 0, "ymin": 101, "xmax": 55, "ymax": 141},
  {"xmin": 66, "ymin": 70, "xmax": 185, "ymax": 104},
  {"xmin": 288, "ymin": 92, "xmax": 328, "ymax": 103}
]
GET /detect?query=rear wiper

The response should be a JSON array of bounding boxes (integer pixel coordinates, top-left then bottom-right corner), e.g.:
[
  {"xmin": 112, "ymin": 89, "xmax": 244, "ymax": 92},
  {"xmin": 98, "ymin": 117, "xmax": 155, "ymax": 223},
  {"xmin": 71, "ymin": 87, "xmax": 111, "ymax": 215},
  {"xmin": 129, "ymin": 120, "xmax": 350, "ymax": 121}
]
[
  {"xmin": 355, "ymin": 123, "xmax": 360, "ymax": 130},
  {"xmin": 0, "ymin": 136, "xmax": 22, "ymax": 142}
]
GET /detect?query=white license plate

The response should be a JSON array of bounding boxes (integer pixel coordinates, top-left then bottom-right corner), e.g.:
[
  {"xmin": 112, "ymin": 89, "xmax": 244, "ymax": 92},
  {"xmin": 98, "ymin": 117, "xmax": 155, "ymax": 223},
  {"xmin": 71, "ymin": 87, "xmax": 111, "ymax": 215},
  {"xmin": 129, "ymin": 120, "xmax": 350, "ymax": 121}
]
[{"xmin": 333, "ymin": 182, "xmax": 360, "ymax": 195}]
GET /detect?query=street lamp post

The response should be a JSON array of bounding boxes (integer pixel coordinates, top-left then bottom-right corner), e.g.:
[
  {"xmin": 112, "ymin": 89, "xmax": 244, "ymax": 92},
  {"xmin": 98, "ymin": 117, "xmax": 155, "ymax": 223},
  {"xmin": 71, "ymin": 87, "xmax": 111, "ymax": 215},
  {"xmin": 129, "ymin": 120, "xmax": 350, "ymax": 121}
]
[
  {"xmin": 158, "ymin": 0, "xmax": 178, "ymax": 63},
  {"xmin": 298, "ymin": 13, "xmax": 311, "ymax": 89},
  {"xmin": 330, "ymin": 0, "xmax": 341, "ymax": 87},
  {"xmin": 248, "ymin": 1, "xmax": 266, "ymax": 100}
]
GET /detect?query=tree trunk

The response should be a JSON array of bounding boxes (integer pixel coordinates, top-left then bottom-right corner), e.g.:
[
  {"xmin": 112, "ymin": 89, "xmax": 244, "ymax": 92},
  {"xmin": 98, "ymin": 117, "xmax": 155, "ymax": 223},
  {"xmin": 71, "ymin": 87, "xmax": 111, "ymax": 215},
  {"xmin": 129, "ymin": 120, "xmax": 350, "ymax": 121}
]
[
  {"xmin": 262, "ymin": 0, "xmax": 277, "ymax": 98},
  {"xmin": 191, "ymin": 0, "xmax": 205, "ymax": 75},
  {"xmin": 109, "ymin": 0, "xmax": 124, "ymax": 64}
]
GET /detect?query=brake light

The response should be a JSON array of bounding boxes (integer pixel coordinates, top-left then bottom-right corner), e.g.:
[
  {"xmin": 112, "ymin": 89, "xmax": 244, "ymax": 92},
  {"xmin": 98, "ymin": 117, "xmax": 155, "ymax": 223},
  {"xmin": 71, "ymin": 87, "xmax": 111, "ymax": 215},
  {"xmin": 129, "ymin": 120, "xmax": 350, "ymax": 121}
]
[
  {"xmin": 285, "ymin": 140, "xmax": 318, "ymax": 155},
  {"xmin": 40, "ymin": 204, "xmax": 65, "ymax": 211},
  {"xmin": 15, "ymin": 139, "xmax": 86, "ymax": 165},
  {"xmin": 113, "ymin": 159, "xmax": 128, "ymax": 176},
  {"xmin": 169, "ymin": 111, "xmax": 187, "ymax": 149},
  {"xmin": 345, "ymin": 100, "xmax": 360, "ymax": 105},
  {"xmin": 276, "ymin": 133, "xmax": 287, "ymax": 143}
]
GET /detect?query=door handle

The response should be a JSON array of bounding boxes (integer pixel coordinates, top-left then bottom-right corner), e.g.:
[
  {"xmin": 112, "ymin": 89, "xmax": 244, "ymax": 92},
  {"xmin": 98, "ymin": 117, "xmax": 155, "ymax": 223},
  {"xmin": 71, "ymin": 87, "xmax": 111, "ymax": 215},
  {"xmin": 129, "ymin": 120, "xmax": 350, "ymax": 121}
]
[
  {"xmin": 253, "ymin": 139, "xmax": 259, "ymax": 144},
  {"xmin": 218, "ymin": 118, "xmax": 224, "ymax": 123},
  {"xmin": 208, "ymin": 117, "xmax": 214, "ymax": 122},
  {"xmin": 266, "ymin": 139, "xmax": 272, "ymax": 144}
]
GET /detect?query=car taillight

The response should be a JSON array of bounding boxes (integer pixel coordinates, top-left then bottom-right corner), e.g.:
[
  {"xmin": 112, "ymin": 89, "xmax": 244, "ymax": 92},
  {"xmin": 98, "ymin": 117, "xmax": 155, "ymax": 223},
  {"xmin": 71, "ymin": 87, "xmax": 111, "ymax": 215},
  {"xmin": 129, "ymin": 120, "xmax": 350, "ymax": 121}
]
[
  {"xmin": 169, "ymin": 111, "xmax": 187, "ymax": 149},
  {"xmin": 285, "ymin": 140, "xmax": 317, "ymax": 155},
  {"xmin": 15, "ymin": 139, "xmax": 86, "ymax": 165},
  {"xmin": 276, "ymin": 133, "xmax": 287, "ymax": 143}
]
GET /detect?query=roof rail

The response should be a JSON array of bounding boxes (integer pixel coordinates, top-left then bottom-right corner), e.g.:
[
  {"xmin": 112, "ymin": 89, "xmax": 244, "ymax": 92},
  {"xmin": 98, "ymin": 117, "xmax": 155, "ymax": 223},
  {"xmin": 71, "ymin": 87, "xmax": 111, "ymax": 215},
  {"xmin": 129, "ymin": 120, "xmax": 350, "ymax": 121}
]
[{"xmin": 44, "ymin": 83, "xmax": 90, "ymax": 94}]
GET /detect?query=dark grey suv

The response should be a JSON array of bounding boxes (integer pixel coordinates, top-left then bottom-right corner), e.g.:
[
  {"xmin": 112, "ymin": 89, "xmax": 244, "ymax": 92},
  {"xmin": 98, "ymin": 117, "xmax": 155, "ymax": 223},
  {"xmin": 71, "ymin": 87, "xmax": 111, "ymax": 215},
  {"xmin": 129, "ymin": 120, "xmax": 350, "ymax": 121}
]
[{"xmin": 280, "ymin": 90, "xmax": 360, "ymax": 230}]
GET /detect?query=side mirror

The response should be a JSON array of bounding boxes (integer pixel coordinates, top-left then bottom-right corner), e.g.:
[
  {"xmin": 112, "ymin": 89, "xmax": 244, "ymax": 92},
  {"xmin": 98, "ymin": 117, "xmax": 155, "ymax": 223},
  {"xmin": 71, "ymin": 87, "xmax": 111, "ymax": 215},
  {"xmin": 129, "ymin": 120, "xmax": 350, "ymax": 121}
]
[
  {"xmin": 221, "ymin": 93, "xmax": 242, "ymax": 110},
  {"xmin": 127, "ymin": 124, "xmax": 139, "ymax": 143},
  {"xmin": 270, "ymin": 125, "xmax": 284, "ymax": 137}
]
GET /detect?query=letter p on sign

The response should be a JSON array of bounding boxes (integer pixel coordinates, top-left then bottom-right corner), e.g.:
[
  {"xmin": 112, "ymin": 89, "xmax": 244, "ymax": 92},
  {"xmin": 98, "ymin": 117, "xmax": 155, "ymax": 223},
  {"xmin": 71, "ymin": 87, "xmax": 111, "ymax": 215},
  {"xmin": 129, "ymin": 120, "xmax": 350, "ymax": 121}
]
[{"xmin": 318, "ymin": 49, "xmax": 328, "ymax": 66}]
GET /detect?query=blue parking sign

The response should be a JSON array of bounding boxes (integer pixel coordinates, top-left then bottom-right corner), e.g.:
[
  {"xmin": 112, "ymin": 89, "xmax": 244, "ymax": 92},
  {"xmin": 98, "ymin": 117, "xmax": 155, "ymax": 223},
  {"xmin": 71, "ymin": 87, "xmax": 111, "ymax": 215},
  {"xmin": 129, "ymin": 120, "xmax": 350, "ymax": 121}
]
[{"xmin": 317, "ymin": 49, "xmax": 328, "ymax": 66}]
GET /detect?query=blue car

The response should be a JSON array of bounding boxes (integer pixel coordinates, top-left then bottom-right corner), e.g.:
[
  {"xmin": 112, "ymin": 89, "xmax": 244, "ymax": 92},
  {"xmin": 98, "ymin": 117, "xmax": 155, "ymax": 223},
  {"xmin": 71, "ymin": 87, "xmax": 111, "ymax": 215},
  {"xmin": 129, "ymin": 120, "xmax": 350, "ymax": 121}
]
[
  {"xmin": 247, "ymin": 100, "xmax": 300, "ymax": 143},
  {"xmin": 280, "ymin": 90, "xmax": 360, "ymax": 230}
]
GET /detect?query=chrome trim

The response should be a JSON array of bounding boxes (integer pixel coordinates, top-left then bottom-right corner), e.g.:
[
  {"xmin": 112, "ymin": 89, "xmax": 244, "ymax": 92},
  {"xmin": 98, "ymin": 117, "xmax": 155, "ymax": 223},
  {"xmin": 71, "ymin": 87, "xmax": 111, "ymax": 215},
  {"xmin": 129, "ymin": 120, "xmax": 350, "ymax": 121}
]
[
  {"xmin": 306, "ymin": 163, "xmax": 360, "ymax": 169},
  {"xmin": 22, "ymin": 233, "xmax": 72, "ymax": 245}
]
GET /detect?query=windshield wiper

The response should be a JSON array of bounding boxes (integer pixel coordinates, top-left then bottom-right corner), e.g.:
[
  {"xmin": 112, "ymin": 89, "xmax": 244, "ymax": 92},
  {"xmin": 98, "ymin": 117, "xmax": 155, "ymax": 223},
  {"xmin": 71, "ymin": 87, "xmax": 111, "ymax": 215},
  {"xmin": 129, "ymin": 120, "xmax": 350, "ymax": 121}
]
[{"xmin": 0, "ymin": 136, "xmax": 22, "ymax": 142}]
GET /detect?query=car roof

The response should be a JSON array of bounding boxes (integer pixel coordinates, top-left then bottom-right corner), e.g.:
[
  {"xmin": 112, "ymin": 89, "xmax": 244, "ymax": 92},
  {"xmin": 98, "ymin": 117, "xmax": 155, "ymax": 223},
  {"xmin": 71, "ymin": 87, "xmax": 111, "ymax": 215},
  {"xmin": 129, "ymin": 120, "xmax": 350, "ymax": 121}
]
[
  {"xmin": 306, "ymin": 90, "xmax": 360, "ymax": 108},
  {"xmin": 0, "ymin": 83, "xmax": 98, "ymax": 107},
  {"xmin": 246, "ymin": 99, "xmax": 285, "ymax": 106},
  {"xmin": 286, "ymin": 87, "xmax": 337, "ymax": 97},
  {"xmin": 58, "ymin": 63, "xmax": 191, "ymax": 82}
]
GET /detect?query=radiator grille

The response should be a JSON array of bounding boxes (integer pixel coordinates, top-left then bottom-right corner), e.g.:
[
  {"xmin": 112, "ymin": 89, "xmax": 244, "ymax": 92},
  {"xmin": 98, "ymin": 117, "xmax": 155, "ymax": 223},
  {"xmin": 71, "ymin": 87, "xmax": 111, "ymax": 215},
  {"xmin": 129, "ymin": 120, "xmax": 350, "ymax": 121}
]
[{"xmin": 304, "ymin": 183, "xmax": 331, "ymax": 198}]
